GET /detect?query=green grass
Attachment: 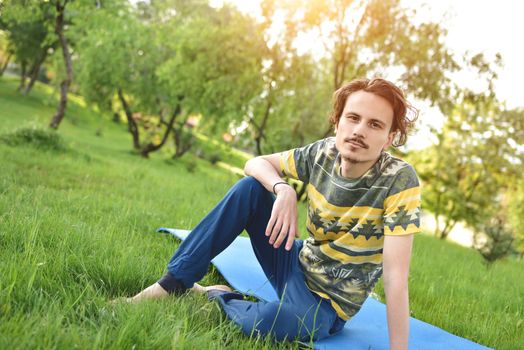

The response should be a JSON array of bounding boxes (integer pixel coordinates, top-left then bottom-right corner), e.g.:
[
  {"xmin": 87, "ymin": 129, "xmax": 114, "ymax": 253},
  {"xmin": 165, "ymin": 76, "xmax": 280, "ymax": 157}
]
[{"xmin": 0, "ymin": 77, "xmax": 522, "ymax": 349}]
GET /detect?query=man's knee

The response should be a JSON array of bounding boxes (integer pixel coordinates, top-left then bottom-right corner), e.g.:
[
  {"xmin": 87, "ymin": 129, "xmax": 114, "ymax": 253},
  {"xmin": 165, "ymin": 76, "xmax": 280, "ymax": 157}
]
[{"xmin": 232, "ymin": 176, "xmax": 267, "ymax": 196}]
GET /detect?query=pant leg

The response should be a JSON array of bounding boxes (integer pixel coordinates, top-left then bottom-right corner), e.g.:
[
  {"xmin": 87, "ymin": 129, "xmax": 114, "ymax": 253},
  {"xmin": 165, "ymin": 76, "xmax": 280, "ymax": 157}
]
[
  {"xmin": 213, "ymin": 251, "xmax": 343, "ymax": 342},
  {"xmin": 163, "ymin": 176, "xmax": 291, "ymax": 290}
]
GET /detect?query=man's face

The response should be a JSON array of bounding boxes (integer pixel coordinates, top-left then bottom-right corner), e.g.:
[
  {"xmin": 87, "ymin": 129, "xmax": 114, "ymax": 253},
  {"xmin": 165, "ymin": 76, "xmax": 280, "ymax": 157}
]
[{"xmin": 335, "ymin": 90, "xmax": 395, "ymax": 167}]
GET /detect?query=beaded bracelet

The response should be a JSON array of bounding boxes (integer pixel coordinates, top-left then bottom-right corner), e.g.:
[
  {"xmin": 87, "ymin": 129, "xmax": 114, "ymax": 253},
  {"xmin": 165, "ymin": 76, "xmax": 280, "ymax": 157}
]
[{"xmin": 272, "ymin": 181, "xmax": 290, "ymax": 194}]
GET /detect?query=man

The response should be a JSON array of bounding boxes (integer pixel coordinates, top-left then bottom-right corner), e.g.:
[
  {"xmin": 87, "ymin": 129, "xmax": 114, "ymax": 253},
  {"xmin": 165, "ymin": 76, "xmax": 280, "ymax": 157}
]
[{"xmin": 130, "ymin": 78, "xmax": 421, "ymax": 350}]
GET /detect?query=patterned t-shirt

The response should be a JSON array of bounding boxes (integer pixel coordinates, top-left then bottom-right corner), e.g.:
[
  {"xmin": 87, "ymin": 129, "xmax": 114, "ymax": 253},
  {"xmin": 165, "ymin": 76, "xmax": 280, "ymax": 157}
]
[{"xmin": 279, "ymin": 137, "xmax": 421, "ymax": 320}]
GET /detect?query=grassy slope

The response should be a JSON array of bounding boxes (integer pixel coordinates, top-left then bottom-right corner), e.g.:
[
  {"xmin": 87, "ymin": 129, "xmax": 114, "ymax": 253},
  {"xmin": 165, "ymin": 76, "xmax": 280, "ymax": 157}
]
[{"xmin": 0, "ymin": 77, "xmax": 522, "ymax": 349}]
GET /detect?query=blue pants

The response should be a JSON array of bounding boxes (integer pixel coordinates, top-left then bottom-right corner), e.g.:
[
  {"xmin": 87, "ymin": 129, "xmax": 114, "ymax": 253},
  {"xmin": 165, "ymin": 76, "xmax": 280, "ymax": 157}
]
[{"xmin": 162, "ymin": 176, "xmax": 345, "ymax": 342}]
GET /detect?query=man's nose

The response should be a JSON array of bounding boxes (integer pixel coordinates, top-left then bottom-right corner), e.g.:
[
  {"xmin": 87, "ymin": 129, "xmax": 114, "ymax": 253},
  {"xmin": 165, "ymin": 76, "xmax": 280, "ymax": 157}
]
[{"xmin": 352, "ymin": 121, "xmax": 366, "ymax": 137}]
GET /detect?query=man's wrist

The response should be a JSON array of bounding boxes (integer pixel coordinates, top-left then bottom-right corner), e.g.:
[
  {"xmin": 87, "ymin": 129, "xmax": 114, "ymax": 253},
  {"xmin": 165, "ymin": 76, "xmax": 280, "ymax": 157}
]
[{"xmin": 273, "ymin": 181, "xmax": 291, "ymax": 195}]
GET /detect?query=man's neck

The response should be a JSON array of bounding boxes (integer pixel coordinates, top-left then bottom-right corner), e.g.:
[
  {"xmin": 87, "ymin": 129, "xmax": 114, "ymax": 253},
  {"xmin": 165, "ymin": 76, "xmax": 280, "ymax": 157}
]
[{"xmin": 339, "ymin": 157, "xmax": 380, "ymax": 179}]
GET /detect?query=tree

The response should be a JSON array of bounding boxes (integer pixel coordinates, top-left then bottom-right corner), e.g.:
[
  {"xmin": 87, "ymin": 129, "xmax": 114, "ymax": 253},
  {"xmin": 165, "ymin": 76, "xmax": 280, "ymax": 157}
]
[
  {"xmin": 0, "ymin": 31, "xmax": 12, "ymax": 77},
  {"xmin": 410, "ymin": 56, "xmax": 523, "ymax": 240},
  {"xmin": 74, "ymin": 2, "xmax": 164, "ymax": 154},
  {"xmin": 76, "ymin": 1, "xmax": 264, "ymax": 158},
  {"xmin": 268, "ymin": 0, "xmax": 459, "ymax": 138},
  {"xmin": 0, "ymin": 0, "xmax": 57, "ymax": 93},
  {"xmin": 506, "ymin": 112, "xmax": 524, "ymax": 257},
  {"xmin": 155, "ymin": 3, "xmax": 265, "ymax": 157},
  {"xmin": 48, "ymin": 0, "xmax": 74, "ymax": 129},
  {"xmin": 236, "ymin": 0, "xmax": 331, "ymax": 156},
  {"xmin": 1, "ymin": 0, "xmax": 96, "ymax": 128}
]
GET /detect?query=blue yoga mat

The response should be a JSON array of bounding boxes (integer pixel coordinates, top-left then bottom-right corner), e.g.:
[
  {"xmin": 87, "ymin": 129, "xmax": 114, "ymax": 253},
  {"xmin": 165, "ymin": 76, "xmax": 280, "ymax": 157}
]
[{"xmin": 158, "ymin": 228, "xmax": 491, "ymax": 350}]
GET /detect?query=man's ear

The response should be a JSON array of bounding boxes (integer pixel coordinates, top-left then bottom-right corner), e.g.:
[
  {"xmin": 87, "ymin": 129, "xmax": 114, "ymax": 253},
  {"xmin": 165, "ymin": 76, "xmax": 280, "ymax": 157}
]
[{"xmin": 383, "ymin": 131, "xmax": 396, "ymax": 150}]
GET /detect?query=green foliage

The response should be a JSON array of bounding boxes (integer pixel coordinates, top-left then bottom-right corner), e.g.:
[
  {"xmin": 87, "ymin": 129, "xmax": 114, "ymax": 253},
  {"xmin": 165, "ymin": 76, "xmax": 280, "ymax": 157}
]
[
  {"xmin": 410, "ymin": 82, "xmax": 522, "ymax": 242},
  {"xmin": 507, "ymin": 179, "xmax": 524, "ymax": 255},
  {"xmin": 273, "ymin": 0, "xmax": 459, "ymax": 102},
  {"xmin": 75, "ymin": 1, "xmax": 265, "ymax": 157},
  {"xmin": 0, "ymin": 1, "xmax": 55, "ymax": 60},
  {"xmin": 0, "ymin": 125, "xmax": 67, "ymax": 151},
  {"xmin": 231, "ymin": 2, "xmax": 332, "ymax": 154},
  {"xmin": 0, "ymin": 0, "xmax": 57, "ymax": 91},
  {"xmin": 155, "ymin": 4, "xmax": 264, "ymax": 128},
  {"xmin": 475, "ymin": 218, "xmax": 515, "ymax": 265},
  {"xmin": 207, "ymin": 152, "xmax": 222, "ymax": 165}
]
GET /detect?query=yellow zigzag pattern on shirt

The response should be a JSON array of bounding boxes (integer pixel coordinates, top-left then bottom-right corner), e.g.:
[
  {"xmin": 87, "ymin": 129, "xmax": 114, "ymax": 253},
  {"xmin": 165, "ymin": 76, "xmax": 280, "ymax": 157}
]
[
  {"xmin": 383, "ymin": 187, "xmax": 421, "ymax": 236},
  {"xmin": 384, "ymin": 187, "xmax": 421, "ymax": 215},
  {"xmin": 307, "ymin": 185, "xmax": 383, "ymax": 224},
  {"xmin": 384, "ymin": 224, "xmax": 420, "ymax": 235},
  {"xmin": 307, "ymin": 220, "xmax": 384, "ymax": 248}
]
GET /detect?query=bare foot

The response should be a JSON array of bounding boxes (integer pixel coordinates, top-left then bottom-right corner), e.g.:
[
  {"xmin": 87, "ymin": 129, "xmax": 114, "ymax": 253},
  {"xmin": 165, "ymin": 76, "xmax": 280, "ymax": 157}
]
[
  {"xmin": 112, "ymin": 282, "xmax": 232, "ymax": 304},
  {"xmin": 127, "ymin": 282, "xmax": 169, "ymax": 303},
  {"xmin": 191, "ymin": 283, "xmax": 232, "ymax": 294}
]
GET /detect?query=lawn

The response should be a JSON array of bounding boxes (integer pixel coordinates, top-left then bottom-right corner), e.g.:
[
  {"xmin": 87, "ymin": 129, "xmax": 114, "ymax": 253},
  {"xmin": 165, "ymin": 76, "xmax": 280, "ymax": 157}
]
[{"xmin": 0, "ymin": 77, "xmax": 522, "ymax": 349}]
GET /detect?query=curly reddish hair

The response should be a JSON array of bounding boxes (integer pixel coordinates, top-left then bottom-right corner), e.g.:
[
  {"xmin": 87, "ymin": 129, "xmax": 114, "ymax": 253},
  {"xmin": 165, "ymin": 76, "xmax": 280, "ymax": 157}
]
[{"xmin": 329, "ymin": 78, "xmax": 418, "ymax": 147}]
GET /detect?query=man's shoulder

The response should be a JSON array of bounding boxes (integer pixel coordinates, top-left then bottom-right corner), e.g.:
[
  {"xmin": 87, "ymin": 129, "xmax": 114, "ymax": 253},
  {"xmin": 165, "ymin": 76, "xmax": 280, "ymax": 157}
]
[
  {"xmin": 377, "ymin": 152, "xmax": 418, "ymax": 179},
  {"xmin": 376, "ymin": 153, "xmax": 420, "ymax": 196},
  {"xmin": 294, "ymin": 137, "xmax": 338, "ymax": 162},
  {"xmin": 305, "ymin": 137, "xmax": 336, "ymax": 152}
]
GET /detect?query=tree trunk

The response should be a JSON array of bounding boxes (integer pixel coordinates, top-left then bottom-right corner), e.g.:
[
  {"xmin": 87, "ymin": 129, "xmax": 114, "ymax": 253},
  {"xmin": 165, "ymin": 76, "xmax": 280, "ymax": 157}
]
[
  {"xmin": 49, "ymin": 0, "xmax": 73, "ymax": 129},
  {"xmin": 117, "ymin": 88, "xmax": 140, "ymax": 150},
  {"xmin": 17, "ymin": 61, "xmax": 27, "ymax": 92},
  {"xmin": 23, "ymin": 53, "xmax": 47, "ymax": 96},
  {"xmin": 439, "ymin": 219, "xmax": 457, "ymax": 240},
  {"xmin": 106, "ymin": 99, "xmax": 120, "ymax": 123},
  {"xmin": 249, "ymin": 118, "xmax": 264, "ymax": 155},
  {"xmin": 140, "ymin": 104, "xmax": 181, "ymax": 158},
  {"xmin": 256, "ymin": 98, "xmax": 272, "ymax": 155},
  {"xmin": 172, "ymin": 126, "xmax": 193, "ymax": 158},
  {"xmin": 0, "ymin": 53, "xmax": 12, "ymax": 77},
  {"xmin": 434, "ymin": 215, "xmax": 440, "ymax": 237},
  {"xmin": 251, "ymin": 83, "xmax": 273, "ymax": 155}
]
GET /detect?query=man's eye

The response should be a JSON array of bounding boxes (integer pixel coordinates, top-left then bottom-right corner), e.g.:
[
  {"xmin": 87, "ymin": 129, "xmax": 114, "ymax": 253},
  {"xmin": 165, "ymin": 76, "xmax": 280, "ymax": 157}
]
[{"xmin": 370, "ymin": 122, "xmax": 382, "ymax": 129}]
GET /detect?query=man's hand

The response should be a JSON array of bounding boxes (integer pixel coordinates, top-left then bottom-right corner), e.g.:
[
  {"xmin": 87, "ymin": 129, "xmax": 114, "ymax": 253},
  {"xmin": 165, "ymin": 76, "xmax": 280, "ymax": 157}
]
[{"xmin": 265, "ymin": 184, "xmax": 300, "ymax": 250}]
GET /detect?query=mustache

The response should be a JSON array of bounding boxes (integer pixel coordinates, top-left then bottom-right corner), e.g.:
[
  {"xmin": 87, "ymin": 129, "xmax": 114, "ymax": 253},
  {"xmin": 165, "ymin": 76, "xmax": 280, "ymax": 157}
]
[{"xmin": 344, "ymin": 137, "xmax": 369, "ymax": 149}]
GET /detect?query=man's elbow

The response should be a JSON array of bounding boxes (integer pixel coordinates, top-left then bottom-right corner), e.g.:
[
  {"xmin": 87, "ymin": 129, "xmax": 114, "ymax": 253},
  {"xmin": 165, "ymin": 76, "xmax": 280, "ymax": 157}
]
[
  {"xmin": 244, "ymin": 157, "xmax": 259, "ymax": 176},
  {"xmin": 244, "ymin": 159, "xmax": 250, "ymax": 175}
]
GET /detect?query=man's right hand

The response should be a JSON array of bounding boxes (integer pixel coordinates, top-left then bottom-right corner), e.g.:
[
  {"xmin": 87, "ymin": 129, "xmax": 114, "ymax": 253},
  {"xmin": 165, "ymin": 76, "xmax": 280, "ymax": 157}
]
[
  {"xmin": 244, "ymin": 154, "xmax": 301, "ymax": 250},
  {"xmin": 265, "ymin": 184, "xmax": 300, "ymax": 251}
]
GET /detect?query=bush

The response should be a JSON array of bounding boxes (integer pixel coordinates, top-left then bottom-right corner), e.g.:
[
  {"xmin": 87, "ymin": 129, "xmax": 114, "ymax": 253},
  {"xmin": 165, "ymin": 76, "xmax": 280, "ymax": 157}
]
[
  {"xmin": 0, "ymin": 126, "xmax": 67, "ymax": 152},
  {"xmin": 185, "ymin": 158, "xmax": 198, "ymax": 173},
  {"xmin": 208, "ymin": 152, "xmax": 221, "ymax": 165},
  {"xmin": 475, "ymin": 217, "xmax": 515, "ymax": 266}
]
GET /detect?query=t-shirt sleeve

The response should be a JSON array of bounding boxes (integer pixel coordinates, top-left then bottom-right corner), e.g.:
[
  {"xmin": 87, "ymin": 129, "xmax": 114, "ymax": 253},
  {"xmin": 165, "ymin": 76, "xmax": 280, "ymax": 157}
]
[
  {"xmin": 278, "ymin": 139, "xmax": 324, "ymax": 183},
  {"xmin": 383, "ymin": 165, "xmax": 422, "ymax": 236}
]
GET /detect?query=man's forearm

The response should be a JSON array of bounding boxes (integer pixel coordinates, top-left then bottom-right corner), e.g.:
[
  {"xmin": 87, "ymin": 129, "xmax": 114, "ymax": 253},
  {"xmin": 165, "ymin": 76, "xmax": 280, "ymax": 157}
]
[
  {"xmin": 385, "ymin": 282, "xmax": 410, "ymax": 350},
  {"xmin": 244, "ymin": 155, "xmax": 299, "ymax": 250},
  {"xmin": 244, "ymin": 156, "xmax": 288, "ymax": 194}
]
